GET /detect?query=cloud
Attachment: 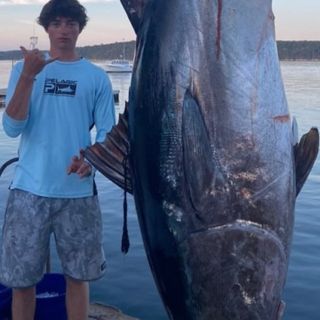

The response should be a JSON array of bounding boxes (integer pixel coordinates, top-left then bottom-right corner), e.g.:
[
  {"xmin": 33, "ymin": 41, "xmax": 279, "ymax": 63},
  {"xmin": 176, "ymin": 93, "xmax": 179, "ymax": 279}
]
[
  {"xmin": 0, "ymin": 0, "xmax": 114, "ymax": 5},
  {"xmin": 0, "ymin": 0, "xmax": 45, "ymax": 4}
]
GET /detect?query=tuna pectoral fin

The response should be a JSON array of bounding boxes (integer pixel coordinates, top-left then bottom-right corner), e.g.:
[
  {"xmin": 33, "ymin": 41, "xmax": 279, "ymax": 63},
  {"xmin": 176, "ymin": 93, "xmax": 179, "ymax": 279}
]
[
  {"xmin": 83, "ymin": 106, "xmax": 133, "ymax": 193},
  {"xmin": 120, "ymin": 0, "xmax": 150, "ymax": 34},
  {"xmin": 182, "ymin": 91, "xmax": 224, "ymax": 213},
  {"xmin": 294, "ymin": 127, "xmax": 319, "ymax": 196}
]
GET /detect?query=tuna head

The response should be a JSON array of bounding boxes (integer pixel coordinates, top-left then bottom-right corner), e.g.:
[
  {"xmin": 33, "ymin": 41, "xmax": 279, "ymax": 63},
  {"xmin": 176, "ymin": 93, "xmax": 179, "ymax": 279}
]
[{"xmin": 84, "ymin": 0, "xmax": 319, "ymax": 319}]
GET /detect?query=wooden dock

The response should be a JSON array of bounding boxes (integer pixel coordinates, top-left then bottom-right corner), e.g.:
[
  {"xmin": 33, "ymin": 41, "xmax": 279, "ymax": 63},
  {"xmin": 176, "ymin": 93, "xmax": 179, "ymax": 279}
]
[{"xmin": 89, "ymin": 303, "xmax": 139, "ymax": 320}]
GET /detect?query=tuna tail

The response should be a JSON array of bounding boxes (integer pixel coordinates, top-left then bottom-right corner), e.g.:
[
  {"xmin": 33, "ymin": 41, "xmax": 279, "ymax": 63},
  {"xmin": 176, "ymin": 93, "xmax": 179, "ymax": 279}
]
[
  {"xmin": 294, "ymin": 127, "xmax": 319, "ymax": 196},
  {"xmin": 120, "ymin": 0, "xmax": 150, "ymax": 34},
  {"xmin": 82, "ymin": 103, "xmax": 132, "ymax": 194}
]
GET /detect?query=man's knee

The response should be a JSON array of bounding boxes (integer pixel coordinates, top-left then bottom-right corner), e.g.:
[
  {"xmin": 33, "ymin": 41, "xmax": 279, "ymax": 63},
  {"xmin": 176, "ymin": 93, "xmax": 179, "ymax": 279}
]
[{"xmin": 65, "ymin": 276, "xmax": 88, "ymax": 292}]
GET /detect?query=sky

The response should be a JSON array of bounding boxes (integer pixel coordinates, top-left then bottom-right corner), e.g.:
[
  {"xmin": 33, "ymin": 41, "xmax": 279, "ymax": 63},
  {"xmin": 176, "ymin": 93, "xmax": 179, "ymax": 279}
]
[{"xmin": 0, "ymin": 0, "xmax": 319, "ymax": 51}]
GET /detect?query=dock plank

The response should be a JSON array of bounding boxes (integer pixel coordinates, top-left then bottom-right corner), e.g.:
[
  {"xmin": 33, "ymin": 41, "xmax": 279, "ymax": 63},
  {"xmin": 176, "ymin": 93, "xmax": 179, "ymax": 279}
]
[{"xmin": 89, "ymin": 303, "xmax": 139, "ymax": 320}]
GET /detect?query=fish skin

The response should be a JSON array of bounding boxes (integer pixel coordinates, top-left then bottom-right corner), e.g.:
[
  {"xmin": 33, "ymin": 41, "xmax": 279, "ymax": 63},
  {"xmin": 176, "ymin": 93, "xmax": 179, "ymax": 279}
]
[
  {"xmin": 122, "ymin": 1, "xmax": 295, "ymax": 318},
  {"xmin": 85, "ymin": 0, "xmax": 318, "ymax": 319},
  {"xmin": 121, "ymin": 0, "xmax": 291, "ymax": 319}
]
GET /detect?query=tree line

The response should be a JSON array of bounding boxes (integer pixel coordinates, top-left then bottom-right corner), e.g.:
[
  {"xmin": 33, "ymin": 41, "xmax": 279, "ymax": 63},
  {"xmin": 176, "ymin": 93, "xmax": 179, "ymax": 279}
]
[
  {"xmin": 277, "ymin": 41, "xmax": 320, "ymax": 60},
  {"xmin": 0, "ymin": 41, "xmax": 319, "ymax": 61}
]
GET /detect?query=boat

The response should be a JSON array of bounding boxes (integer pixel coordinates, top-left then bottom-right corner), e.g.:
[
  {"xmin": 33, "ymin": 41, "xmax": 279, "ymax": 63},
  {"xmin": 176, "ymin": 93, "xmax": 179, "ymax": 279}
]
[
  {"xmin": 105, "ymin": 59, "xmax": 133, "ymax": 73},
  {"xmin": 105, "ymin": 40, "xmax": 133, "ymax": 73}
]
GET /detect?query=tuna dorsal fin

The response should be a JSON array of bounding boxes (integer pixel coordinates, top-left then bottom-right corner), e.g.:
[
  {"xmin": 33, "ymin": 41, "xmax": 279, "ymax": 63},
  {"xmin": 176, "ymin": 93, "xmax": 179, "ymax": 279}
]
[
  {"xmin": 294, "ymin": 127, "xmax": 319, "ymax": 196},
  {"xmin": 83, "ymin": 103, "xmax": 132, "ymax": 193},
  {"xmin": 120, "ymin": 0, "xmax": 150, "ymax": 34}
]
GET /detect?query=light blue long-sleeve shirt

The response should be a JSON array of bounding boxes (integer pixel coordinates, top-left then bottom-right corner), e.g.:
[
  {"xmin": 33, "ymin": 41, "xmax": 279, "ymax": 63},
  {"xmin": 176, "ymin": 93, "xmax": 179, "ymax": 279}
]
[{"xmin": 2, "ymin": 58, "xmax": 115, "ymax": 198}]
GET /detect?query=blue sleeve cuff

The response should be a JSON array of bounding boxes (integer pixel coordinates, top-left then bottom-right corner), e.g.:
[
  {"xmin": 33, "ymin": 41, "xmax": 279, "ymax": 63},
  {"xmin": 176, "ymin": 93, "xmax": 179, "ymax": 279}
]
[{"xmin": 2, "ymin": 111, "xmax": 28, "ymax": 137}]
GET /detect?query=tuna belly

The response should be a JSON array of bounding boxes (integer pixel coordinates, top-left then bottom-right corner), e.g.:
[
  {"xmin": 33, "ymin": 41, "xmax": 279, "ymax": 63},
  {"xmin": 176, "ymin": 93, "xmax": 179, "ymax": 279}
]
[{"xmin": 181, "ymin": 222, "xmax": 287, "ymax": 320}]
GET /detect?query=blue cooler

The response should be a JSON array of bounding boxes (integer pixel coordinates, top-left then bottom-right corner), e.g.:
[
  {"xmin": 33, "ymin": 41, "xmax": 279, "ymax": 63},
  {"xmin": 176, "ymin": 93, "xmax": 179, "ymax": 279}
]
[
  {"xmin": 0, "ymin": 283, "xmax": 12, "ymax": 319},
  {"xmin": 35, "ymin": 273, "xmax": 67, "ymax": 320}
]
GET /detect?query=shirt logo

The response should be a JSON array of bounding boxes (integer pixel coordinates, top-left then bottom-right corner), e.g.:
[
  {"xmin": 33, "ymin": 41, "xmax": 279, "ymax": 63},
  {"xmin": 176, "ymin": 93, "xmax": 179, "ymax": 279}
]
[{"xmin": 43, "ymin": 78, "xmax": 77, "ymax": 96}]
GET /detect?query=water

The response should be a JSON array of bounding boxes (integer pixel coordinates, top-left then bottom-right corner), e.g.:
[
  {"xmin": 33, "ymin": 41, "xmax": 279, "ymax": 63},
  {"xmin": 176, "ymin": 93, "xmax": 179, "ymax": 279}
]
[
  {"xmin": 0, "ymin": 60, "xmax": 14, "ymax": 89},
  {"xmin": 0, "ymin": 60, "xmax": 319, "ymax": 319},
  {"xmin": 279, "ymin": 61, "xmax": 320, "ymax": 320}
]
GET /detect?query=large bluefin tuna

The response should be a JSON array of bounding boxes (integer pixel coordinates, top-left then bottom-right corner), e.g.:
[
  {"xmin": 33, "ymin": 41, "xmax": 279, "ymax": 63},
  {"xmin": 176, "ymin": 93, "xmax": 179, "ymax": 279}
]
[{"xmin": 84, "ymin": 0, "xmax": 319, "ymax": 319}]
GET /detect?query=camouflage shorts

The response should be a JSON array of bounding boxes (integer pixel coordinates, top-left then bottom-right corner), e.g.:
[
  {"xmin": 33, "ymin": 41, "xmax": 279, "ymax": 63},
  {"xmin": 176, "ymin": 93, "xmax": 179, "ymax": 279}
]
[{"xmin": 0, "ymin": 189, "xmax": 106, "ymax": 288}]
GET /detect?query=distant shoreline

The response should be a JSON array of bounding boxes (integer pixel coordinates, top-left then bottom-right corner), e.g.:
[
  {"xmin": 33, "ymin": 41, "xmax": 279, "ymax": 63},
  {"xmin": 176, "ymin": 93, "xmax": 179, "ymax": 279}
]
[
  {"xmin": 280, "ymin": 59, "xmax": 320, "ymax": 62},
  {"xmin": 1, "ymin": 40, "xmax": 320, "ymax": 61}
]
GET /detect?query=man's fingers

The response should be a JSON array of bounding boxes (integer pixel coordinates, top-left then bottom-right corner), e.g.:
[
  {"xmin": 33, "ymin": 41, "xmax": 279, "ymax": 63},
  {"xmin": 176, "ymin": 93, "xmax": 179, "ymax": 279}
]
[
  {"xmin": 20, "ymin": 46, "xmax": 57, "ymax": 64},
  {"xmin": 45, "ymin": 56, "xmax": 60, "ymax": 65},
  {"xmin": 77, "ymin": 162, "xmax": 90, "ymax": 174},
  {"xmin": 67, "ymin": 155, "xmax": 92, "ymax": 177},
  {"xmin": 20, "ymin": 47, "xmax": 40, "ymax": 55},
  {"xmin": 77, "ymin": 162, "xmax": 92, "ymax": 178},
  {"xmin": 20, "ymin": 46, "xmax": 28, "ymax": 55},
  {"xmin": 67, "ymin": 156, "xmax": 80, "ymax": 174},
  {"xmin": 67, "ymin": 164, "xmax": 75, "ymax": 175}
]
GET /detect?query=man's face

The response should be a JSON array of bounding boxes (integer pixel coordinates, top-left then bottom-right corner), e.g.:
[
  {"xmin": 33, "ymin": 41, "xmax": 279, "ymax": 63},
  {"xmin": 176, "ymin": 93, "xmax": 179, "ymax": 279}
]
[{"xmin": 47, "ymin": 16, "xmax": 80, "ymax": 50}]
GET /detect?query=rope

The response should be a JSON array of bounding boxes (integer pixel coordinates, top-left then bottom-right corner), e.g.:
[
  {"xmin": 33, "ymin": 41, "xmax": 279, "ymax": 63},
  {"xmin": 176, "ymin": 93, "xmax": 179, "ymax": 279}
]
[
  {"xmin": 121, "ymin": 154, "xmax": 130, "ymax": 254},
  {"xmin": 0, "ymin": 157, "xmax": 19, "ymax": 177}
]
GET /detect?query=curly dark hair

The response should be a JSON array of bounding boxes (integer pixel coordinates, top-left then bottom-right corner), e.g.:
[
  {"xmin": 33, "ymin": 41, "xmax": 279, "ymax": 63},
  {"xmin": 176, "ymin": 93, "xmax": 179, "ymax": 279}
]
[{"xmin": 37, "ymin": 0, "xmax": 88, "ymax": 32}]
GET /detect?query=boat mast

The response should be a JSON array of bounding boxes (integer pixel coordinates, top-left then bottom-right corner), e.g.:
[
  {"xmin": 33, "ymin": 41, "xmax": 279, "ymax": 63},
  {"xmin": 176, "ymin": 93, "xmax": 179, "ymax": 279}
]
[
  {"xmin": 30, "ymin": 36, "xmax": 38, "ymax": 50},
  {"xmin": 30, "ymin": 24, "xmax": 38, "ymax": 50}
]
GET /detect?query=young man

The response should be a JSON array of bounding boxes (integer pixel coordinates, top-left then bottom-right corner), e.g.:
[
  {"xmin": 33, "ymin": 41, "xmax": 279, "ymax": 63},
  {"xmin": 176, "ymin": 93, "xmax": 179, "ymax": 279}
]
[{"xmin": 0, "ymin": 0, "xmax": 115, "ymax": 319}]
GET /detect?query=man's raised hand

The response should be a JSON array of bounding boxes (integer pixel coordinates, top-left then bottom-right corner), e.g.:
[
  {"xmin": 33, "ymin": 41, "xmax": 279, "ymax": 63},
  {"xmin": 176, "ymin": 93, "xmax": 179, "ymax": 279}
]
[{"xmin": 20, "ymin": 46, "xmax": 58, "ymax": 79}]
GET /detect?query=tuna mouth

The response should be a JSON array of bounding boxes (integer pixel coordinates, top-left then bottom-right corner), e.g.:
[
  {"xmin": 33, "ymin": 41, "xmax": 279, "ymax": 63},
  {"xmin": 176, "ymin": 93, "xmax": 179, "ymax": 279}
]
[
  {"xmin": 207, "ymin": 219, "xmax": 268, "ymax": 232},
  {"xmin": 190, "ymin": 219, "xmax": 286, "ymax": 254}
]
